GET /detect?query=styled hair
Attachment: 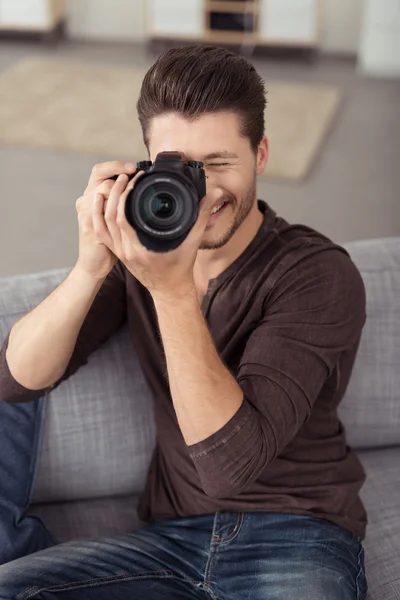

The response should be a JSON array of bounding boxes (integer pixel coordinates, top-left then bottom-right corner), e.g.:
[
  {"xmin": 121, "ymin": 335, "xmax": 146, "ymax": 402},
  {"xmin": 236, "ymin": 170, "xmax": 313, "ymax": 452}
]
[{"xmin": 137, "ymin": 44, "xmax": 267, "ymax": 154}]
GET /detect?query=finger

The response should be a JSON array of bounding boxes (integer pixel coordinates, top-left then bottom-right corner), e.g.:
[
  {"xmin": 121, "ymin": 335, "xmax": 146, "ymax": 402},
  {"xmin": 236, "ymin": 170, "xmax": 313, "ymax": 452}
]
[
  {"xmin": 117, "ymin": 170, "xmax": 145, "ymax": 233},
  {"xmin": 93, "ymin": 180, "xmax": 116, "ymax": 198},
  {"xmin": 121, "ymin": 226, "xmax": 141, "ymax": 261},
  {"xmin": 85, "ymin": 161, "xmax": 136, "ymax": 194},
  {"xmin": 92, "ymin": 192, "xmax": 114, "ymax": 247},
  {"xmin": 104, "ymin": 173, "xmax": 129, "ymax": 247},
  {"xmin": 90, "ymin": 178, "xmax": 124, "ymax": 208}
]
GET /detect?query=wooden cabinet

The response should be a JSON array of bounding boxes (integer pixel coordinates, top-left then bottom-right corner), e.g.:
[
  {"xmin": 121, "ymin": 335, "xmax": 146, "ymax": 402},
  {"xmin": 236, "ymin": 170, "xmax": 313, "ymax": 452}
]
[
  {"xmin": 147, "ymin": 0, "xmax": 321, "ymax": 49},
  {"xmin": 0, "ymin": 0, "xmax": 67, "ymax": 33}
]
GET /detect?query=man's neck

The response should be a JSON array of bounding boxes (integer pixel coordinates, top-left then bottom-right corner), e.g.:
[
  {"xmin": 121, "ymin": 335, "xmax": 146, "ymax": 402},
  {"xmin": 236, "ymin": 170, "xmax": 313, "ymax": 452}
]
[{"xmin": 194, "ymin": 201, "xmax": 264, "ymax": 286}]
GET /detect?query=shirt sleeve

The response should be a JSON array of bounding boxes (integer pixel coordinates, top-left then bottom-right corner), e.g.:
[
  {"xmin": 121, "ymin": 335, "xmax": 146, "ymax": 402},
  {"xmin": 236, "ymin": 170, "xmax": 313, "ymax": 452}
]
[
  {"xmin": 188, "ymin": 247, "xmax": 366, "ymax": 498},
  {"xmin": 0, "ymin": 261, "xmax": 127, "ymax": 403}
]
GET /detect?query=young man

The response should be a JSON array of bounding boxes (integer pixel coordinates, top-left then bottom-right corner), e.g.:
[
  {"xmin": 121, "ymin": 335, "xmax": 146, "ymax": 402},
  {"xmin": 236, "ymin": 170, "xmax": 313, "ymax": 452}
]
[{"xmin": 0, "ymin": 45, "xmax": 368, "ymax": 599}]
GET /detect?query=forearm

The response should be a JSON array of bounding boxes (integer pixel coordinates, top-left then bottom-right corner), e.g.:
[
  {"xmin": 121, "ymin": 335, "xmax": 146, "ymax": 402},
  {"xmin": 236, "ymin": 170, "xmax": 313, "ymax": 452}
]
[
  {"xmin": 5, "ymin": 264, "xmax": 105, "ymax": 391},
  {"xmin": 152, "ymin": 290, "xmax": 243, "ymax": 446}
]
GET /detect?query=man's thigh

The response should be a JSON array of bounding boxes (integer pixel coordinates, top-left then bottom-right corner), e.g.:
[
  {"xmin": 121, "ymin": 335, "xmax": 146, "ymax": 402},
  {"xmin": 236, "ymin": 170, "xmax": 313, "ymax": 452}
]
[
  {"xmin": 211, "ymin": 512, "xmax": 368, "ymax": 600},
  {"xmin": 0, "ymin": 521, "xmax": 211, "ymax": 600}
]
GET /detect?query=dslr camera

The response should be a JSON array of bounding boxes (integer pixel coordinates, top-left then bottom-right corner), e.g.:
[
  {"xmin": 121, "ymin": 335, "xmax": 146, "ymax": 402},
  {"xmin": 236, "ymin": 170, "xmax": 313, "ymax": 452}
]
[{"xmin": 111, "ymin": 151, "xmax": 207, "ymax": 253}]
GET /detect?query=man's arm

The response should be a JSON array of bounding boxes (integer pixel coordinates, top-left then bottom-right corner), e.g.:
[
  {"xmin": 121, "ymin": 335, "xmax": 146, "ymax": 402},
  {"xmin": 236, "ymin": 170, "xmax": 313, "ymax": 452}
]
[
  {"xmin": 153, "ymin": 290, "xmax": 244, "ymax": 446},
  {"xmin": 0, "ymin": 261, "xmax": 127, "ymax": 403},
  {"xmin": 152, "ymin": 249, "xmax": 366, "ymax": 499}
]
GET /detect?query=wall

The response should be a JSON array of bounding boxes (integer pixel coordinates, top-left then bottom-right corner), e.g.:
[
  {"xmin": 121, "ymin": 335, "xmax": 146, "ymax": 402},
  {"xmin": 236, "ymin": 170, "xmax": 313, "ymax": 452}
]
[
  {"xmin": 321, "ymin": 0, "xmax": 363, "ymax": 54},
  {"xmin": 67, "ymin": 0, "xmax": 147, "ymax": 43},
  {"xmin": 357, "ymin": 0, "xmax": 400, "ymax": 77},
  {"xmin": 67, "ymin": 0, "xmax": 363, "ymax": 55}
]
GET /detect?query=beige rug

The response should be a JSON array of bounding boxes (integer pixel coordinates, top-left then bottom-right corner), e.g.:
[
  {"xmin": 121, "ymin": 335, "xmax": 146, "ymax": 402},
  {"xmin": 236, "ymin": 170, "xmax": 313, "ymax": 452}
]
[{"xmin": 0, "ymin": 57, "xmax": 342, "ymax": 182}]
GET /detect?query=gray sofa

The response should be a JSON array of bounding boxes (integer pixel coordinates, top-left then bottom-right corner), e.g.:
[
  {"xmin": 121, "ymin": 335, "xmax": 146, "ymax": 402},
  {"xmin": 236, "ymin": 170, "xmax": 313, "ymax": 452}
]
[{"xmin": 0, "ymin": 236, "xmax": 399, "ymax": 600}]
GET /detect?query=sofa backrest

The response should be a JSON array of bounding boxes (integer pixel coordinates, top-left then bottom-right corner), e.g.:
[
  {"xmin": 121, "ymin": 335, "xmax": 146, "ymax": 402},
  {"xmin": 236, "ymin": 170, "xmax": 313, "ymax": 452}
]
[
  {"xmin": 339, "ymin": 237, "xmax": 400, "ymax": 450},
  {"xmin": 0, "ymin": 237, "xmax": 399, "ymax": 504},
  {"xmin": 0, "ymin": 268, "xmax": 156, "ymax": 504}
]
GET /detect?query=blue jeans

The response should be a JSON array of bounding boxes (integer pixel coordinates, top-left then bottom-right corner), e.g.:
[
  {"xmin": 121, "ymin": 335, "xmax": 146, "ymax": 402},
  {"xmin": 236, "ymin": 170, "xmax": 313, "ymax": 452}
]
[{"xmin": 0, "ymin": 399, "xmax": 368, "ymax": 600}]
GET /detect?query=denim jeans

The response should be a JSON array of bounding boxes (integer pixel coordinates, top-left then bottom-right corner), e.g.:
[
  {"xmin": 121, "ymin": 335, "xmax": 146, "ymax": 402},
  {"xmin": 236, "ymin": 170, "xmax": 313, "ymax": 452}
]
[{"xmin": 0, "ymin": 398, "xmax": 368, "ymax": 600}]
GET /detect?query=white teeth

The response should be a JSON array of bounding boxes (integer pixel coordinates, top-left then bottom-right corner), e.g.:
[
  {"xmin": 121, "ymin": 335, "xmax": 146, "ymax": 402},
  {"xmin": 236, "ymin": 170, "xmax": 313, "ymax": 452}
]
[{"xmin": 211, "ymin": 202, "xmax": 225, "ymax": 215}]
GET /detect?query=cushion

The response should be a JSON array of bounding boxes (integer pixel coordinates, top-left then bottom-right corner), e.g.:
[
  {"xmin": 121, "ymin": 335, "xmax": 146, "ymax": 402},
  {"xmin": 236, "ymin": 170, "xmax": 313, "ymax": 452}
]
[
  {"xmin": 357, "ymin": 447, "xmax": 400, "ymax": 600},
  {"xmin": 27, "ymin": 493, "xmax": 145, "ymax": 544},
  {"xmin": 0, "ymin": 268, "xmax": 156, "ymax": 503},
  {"xmin": 32, "ymin": 324, "xmax": 156, "ymax": 503},
  {"xmin": 339, "ymin": 238, "xmax": 400, "ymax": 450}
]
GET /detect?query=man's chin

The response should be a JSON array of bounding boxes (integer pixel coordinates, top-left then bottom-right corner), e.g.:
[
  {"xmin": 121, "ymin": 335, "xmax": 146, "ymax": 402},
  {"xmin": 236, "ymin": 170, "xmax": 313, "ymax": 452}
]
[{"xmin": 199, "ymin": 228, "xmax": 232, "ymax": 251}]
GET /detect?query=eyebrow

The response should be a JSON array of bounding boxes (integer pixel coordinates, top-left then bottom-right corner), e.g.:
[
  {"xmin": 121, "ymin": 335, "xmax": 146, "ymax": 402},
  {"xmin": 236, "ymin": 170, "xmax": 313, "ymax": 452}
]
[{"xmin": 202, "ymin": 151, "xmax": 239, "ymax": 160}]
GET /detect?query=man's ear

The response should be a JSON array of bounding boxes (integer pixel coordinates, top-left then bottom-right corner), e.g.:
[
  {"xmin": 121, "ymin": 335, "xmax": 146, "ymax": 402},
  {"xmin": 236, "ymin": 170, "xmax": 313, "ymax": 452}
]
[{"xmin": 256, "ymin": 136, "xmax": 269, "ymax": 175}]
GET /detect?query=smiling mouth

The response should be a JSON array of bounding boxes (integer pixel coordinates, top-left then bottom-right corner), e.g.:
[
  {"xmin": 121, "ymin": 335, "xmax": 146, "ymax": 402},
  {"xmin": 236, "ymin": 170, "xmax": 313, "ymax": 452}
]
[{"xmin": 210, "ymin": 200, "xmax": 231, "ymax": 216}]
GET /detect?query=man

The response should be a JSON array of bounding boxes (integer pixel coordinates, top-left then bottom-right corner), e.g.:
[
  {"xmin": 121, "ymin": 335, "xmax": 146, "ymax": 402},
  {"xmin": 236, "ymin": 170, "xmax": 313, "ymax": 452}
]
[{"xmin": 0, "ymin": 45, "xmax": 368, "ymax": 599}]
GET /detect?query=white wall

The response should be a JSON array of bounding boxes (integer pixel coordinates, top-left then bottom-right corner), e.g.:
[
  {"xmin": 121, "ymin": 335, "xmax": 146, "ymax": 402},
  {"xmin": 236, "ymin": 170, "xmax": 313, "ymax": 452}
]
[
  {"xmin": 357, "ymin": 0, "xmax": 400, "ymax": 77},
  {"xmin": 67, "ymin": 0, "xmax": 147, "ymax": 42},
  {"xmin": 67, "ymin": 0, "xmax": 363, "ymax": 55},
  {"xmin": 321, "ymin": 0, "xmax": 363, "ymax": 53}
]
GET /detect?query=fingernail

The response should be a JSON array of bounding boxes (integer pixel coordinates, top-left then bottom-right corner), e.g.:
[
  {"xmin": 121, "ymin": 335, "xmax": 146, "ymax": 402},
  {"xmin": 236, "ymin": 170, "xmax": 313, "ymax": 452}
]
[{"xmin": 125, "ymin": 163, "xmax": 135, "ymax": 172}]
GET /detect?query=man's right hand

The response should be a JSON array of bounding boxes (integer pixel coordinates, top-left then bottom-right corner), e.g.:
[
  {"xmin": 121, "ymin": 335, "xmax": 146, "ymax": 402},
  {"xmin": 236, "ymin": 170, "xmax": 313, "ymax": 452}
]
[{"xmin": 75, "ymin": 161, "xmax": 137, "ymax": 281}]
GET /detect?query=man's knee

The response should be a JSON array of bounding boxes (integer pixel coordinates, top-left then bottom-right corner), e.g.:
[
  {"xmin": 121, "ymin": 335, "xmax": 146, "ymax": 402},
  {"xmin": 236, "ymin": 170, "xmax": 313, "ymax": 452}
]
[{"xmin": 0, "ymin": 555, "xmax": 42, "ymax": 600}]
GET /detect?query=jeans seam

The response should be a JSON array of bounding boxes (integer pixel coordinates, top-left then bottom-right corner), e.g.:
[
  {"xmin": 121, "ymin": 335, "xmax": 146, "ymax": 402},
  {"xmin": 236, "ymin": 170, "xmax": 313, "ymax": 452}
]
[
  {"xmin": 16, "ymin": 570, "xmax": 176, "ymax": 600},
  {"xmin": 202, "ymin": 582, "xmax": 222, "ymax": 600},
  {"xmin": 204, "ymin": 514, "xmax": 219, "ymax": 587},
  {"xmin": 355, "ymin": 543, "xmax": 366, "ymax": 600},
  {"xmin": 203, "ymin": 512, "xmax": 245, "ymax": 600}
]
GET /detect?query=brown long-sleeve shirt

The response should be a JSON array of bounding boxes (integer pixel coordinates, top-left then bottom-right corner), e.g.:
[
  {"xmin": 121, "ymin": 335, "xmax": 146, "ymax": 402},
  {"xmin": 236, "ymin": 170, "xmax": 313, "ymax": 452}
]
[{"xmin": 0, "ymin": 200, "xmax": 368, "ymax": 540}]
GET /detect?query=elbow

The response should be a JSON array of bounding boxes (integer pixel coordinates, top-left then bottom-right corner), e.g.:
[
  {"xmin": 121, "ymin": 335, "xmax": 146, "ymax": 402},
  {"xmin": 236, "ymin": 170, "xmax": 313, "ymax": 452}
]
[
  {"xmin": 190, "ymin": 401, "xmax": 274, "ymax": 499},
  {"xmin": 202, "ymin": 480, "xmax": 244, "ymax": 500},
  {"xmin": 199, "ymin": 453, "xmax": 270, "ymax": 500}
]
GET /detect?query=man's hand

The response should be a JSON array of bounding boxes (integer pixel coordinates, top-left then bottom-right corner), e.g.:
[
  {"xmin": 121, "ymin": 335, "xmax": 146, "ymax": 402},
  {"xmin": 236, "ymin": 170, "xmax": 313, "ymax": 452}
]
[
  {"xmin": 75, "ymin": 161, "xmax": 137, "ymax": 281},
  {"xmin": 93, "ymin": 173, "xmax": 213, "ymax": 299}
]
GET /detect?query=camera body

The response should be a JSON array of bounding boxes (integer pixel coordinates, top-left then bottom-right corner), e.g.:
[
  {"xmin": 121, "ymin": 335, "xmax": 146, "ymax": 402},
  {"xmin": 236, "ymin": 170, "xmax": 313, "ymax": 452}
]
[{"xmin": 114, "ymin": 151, "xmax": 207, "ymax": 253}]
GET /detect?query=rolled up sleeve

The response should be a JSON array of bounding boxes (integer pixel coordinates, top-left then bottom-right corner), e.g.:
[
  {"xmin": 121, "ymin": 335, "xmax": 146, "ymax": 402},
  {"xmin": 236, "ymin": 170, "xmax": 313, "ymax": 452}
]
[{"xmin": 188, "ymin": 249, "xmax": 366, "ymax": 498}]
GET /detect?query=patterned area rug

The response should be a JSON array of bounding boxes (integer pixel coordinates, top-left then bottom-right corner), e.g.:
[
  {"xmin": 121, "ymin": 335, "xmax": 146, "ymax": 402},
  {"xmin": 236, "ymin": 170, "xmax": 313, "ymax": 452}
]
[{"xmin": 0, "ymin": 57, "xmax": 342, "ymax": 181}]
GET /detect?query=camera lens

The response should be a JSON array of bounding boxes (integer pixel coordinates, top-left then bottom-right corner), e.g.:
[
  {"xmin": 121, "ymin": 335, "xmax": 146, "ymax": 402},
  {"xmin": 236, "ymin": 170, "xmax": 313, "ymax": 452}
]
[
  {"xmin": 127, "ymin": 176, "xmax": 199, "ymax": 243},
  {"xmin": 150, "ymin": 193, "xmax": 176, "ymax": 219},
  {"xmin": 139, "ymin": 183, "xmax": 183, "ymax": 229}
]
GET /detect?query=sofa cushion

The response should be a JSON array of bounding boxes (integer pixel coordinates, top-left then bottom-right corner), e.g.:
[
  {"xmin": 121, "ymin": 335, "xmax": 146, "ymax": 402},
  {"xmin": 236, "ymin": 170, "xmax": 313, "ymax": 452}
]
[
  {"xmin": 31, "ymin": 323, "xmax": 156, "ymax": 503},
  {"xmin": 27, "ymin": 494, "xmax": 145, "ymax": 544},
  {"xmin": 357, "ymin": 447, "xmax": 400, "ymax": 600},
  {"xmin": 339, "ymin": 238, "xmax": 400, "ymax": 450},
  {"xmin": 0, "ymin": 268, "xmax": 156, "ymax": 503}
]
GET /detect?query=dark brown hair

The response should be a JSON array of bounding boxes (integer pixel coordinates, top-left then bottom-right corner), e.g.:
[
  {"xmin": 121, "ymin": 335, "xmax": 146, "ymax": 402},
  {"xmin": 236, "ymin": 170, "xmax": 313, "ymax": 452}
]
[{"xmin": 137, "ymin": 45, "xmax": 267, "ymax": 154}]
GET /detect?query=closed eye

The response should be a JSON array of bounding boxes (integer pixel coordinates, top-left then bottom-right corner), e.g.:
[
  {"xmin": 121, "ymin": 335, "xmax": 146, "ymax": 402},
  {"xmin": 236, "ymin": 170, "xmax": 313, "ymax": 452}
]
[{"xmin": 208, "ymin": 162, "xmax": 230, "ymax": 166}]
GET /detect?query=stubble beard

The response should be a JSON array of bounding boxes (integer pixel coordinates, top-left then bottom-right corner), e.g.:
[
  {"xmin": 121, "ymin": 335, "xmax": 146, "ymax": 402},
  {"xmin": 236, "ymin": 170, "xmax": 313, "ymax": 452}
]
[{"xmin": 199, "ymin": 176, "xmax": 257, "ymax": 251}]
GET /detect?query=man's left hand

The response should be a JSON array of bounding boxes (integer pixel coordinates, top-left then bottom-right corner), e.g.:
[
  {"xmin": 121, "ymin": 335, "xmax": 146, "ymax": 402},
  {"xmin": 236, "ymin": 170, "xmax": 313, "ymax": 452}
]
[{"xmin": 92, "ymin": 171, "xmax": 213, "ymax": 299}]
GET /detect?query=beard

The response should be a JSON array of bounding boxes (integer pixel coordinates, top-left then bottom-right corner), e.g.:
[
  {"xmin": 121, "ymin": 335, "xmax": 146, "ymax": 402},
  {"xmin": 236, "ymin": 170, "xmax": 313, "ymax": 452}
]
[{"xmin": 199, "ymin": 176, "xmax": 257, "ymax": 251}]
